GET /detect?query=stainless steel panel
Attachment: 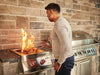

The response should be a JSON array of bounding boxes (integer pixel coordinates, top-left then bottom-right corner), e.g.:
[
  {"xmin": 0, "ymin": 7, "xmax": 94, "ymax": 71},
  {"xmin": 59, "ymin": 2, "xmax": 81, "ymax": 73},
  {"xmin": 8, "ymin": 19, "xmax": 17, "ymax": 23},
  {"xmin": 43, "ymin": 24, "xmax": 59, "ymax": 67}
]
[
  {"xmin": 71, "ymin": 63, "xmax": 77, "ymax": 75},
  {"xmin": 72, "ymin": 39, "xmax": 94, "ymax": 47},
  {"xmin": 94, "ymin": 55, "xmax": 100, "ymax": 73},
  {"xmin": 21, "ymin": 51, "xmax": 52, "ymax": 72},
  {"xmin": 79, "ymin": 59, "xmax": 91, "ymax": 75},
  {"xmin": 73, "ymin": 44, "xmax": 98, "ymax": 60},
  {"xmin": 71, "ymin": 59, "xmax": 92, "ymax": 75}
]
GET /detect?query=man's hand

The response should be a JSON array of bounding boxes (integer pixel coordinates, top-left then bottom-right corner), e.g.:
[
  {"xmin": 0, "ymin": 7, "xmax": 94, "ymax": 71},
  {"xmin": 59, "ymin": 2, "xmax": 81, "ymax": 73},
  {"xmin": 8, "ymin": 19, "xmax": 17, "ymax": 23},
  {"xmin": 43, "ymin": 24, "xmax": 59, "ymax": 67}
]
[
  {"xmin": 54, "ymin": 62, "xmax": 61, "ymax": 72},
  {"xmin": 41, "ymin": 40, "xmax": 51, "ymax": 48}
]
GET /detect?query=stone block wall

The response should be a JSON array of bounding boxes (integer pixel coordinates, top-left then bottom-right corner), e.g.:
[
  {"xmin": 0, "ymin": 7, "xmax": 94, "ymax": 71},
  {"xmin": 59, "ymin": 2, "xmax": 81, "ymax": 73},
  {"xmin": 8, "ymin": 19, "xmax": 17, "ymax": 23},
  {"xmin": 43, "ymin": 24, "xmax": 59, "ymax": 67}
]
[{"xmin": 0, "ymin": 0, "xmax": 100, "ymax": 50}]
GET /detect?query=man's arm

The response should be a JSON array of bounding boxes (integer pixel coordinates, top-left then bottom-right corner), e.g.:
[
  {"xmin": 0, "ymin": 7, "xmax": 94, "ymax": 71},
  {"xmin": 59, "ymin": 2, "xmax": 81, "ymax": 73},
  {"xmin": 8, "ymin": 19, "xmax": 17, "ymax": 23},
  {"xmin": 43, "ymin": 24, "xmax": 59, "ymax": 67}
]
[{"xmin": 55, "ymin": 25, "xmax": 71, "ymax": 65}]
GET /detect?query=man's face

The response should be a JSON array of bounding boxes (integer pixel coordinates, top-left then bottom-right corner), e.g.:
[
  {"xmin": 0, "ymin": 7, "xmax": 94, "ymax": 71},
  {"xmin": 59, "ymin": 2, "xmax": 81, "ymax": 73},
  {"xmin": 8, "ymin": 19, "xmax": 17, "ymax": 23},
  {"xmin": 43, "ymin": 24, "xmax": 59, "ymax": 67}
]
[{"xmin": 46, "ymin": 10, "xmax": 54, "ymax": 22}]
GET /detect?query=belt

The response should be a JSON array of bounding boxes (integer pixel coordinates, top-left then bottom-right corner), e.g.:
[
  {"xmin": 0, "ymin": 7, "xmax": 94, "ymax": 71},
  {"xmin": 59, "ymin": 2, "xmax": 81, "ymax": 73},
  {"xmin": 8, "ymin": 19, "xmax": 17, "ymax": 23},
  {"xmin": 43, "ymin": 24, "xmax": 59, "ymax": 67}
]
[{"xmin": 55, "ymin": 55, "xmax": 74, "ymax": 62}]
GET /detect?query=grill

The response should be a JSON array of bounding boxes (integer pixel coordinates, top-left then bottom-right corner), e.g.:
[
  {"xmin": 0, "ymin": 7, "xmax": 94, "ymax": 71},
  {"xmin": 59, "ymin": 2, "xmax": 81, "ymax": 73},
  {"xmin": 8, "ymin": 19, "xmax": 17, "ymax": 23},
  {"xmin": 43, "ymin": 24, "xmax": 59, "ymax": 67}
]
[
  {"xmin": 72, "ymin": 31, "xmax": 98, "ymax": 60},
  {"xmin": 71, "ymin": 31, "xmax": 99, "ymax": 75},
  {"xmin": 11, "ymin": 48, "xmax": 52, "ymax": 74}
]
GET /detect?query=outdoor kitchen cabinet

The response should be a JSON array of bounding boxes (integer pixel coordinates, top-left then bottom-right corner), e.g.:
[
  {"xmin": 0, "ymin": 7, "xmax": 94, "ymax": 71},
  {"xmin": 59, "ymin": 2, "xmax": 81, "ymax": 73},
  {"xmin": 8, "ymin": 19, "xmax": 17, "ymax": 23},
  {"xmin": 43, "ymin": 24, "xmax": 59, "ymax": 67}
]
[
  {"xmin": 92, "ymin": 44, "xmax": 100, "ymax": 75},
  {"xmin": 71, "ymin": 59, "xmax": 92, "ymax": 75},
  {"xmin": 79, "ymin": 59, "xmax": 92, "ymax": 75},
  {"xmin": 71, "ymin": 63, "xmax": 77, "ymax": 75},
  {"xmin": 93, "ymin": 55, "xmax": 100, "ymax": 75}
]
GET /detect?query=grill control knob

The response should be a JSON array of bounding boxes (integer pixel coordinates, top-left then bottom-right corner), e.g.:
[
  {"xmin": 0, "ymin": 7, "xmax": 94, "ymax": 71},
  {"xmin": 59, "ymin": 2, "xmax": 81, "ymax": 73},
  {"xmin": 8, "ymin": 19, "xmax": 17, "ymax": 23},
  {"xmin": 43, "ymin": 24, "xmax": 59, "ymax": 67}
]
[
  {"xmin": 83, "ymin": 51, "xmax": 86, "ymax": 54},
  {"xmin": 93, "ymin": 49, "xmax": 95, "ymax": 52},
  {"xmin": 87, "ymin": 50, "xmax": 91, "ymax": 53},
  {"xmin": 91, "ymin": 48, "xmax": 96, "ymax": 52},
  {"xmin": 91, "ymin": 49, "xmax": 94, "ymax": 52},
  {"xmin": 78, "ymin": 52, "xmax": 82, "ymax": 55},
  {"xmin": 74, "ymin": 53, "xmax": 77, "ymax": 56}
]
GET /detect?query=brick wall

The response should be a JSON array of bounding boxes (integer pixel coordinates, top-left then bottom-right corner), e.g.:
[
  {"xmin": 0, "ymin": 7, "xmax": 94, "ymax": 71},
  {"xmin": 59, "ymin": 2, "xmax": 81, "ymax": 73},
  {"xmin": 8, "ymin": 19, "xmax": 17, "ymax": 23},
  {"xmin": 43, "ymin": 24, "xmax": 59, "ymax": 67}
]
[{"xmin": 0, "ymin": 0, "xmax": 100, "ymax": 50}]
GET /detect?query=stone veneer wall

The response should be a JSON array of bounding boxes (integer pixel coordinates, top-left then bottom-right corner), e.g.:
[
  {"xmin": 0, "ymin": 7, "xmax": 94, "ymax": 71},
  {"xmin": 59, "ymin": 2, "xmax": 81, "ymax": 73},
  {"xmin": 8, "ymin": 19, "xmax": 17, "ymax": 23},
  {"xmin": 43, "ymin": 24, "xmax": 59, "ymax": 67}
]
[{"xmin": 0, "ymin": 0, "xmax": 100, "ymax": 50}]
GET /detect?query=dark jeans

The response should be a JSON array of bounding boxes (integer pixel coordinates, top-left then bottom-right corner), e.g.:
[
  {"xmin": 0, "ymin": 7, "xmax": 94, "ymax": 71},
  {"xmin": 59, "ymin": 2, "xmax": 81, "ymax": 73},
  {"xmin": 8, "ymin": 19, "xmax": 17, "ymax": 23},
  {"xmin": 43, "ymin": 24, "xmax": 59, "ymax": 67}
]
[{"xmin": 55, "ymin": 55, "xmax": 74, "ymax": 75}]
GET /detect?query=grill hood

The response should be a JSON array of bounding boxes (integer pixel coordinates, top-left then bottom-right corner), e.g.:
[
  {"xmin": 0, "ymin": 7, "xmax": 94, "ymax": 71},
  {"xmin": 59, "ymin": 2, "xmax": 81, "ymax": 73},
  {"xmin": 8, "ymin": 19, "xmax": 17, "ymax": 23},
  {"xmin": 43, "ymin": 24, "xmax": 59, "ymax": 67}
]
[{"xmin": 72, "ymin": 30, "xmax": 94, "ymax": 47}]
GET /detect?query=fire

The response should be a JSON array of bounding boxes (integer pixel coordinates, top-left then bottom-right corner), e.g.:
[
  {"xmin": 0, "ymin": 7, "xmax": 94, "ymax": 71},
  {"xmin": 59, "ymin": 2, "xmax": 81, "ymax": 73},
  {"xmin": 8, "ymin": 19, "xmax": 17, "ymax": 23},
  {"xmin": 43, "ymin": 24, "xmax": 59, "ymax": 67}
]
[{"xmin": 21, "ymin": 29, "xmax": 35, "ymax": 53}]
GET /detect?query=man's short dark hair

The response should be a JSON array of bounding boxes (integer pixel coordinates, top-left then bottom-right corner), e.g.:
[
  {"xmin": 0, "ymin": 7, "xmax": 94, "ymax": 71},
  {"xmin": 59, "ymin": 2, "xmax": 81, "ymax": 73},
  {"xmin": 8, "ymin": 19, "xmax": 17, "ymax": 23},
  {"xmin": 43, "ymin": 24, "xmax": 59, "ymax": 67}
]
[{"xmin": 45, "ymin": 3, "xmax": 60, "ymax": 13}]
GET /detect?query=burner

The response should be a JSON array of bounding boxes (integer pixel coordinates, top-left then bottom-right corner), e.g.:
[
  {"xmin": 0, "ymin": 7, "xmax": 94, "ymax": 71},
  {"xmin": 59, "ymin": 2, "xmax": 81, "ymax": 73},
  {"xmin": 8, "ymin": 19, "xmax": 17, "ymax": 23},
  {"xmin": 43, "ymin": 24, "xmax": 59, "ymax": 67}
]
[{"xmin": 12, "ymin": 48, "xmax": 44, "ymax": 56}]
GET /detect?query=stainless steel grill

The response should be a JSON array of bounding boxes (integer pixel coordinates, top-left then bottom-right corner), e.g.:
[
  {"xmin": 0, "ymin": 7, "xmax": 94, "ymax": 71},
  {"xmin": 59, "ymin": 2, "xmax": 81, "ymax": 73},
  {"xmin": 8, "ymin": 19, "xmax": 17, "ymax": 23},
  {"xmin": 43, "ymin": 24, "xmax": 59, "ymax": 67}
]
[
  {"xmin": 71, "ymin": 30, "xmax": 99, "ymax": 75},
  {"xmin": 11, "ymin": 48, "xmax": 53, "ymax": 74}
]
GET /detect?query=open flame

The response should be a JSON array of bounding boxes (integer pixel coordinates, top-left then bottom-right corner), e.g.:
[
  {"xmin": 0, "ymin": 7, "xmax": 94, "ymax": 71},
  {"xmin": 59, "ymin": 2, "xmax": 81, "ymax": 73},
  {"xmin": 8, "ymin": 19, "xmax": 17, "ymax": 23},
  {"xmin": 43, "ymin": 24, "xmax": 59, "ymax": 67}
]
[{"xmin": 21, "ymin": 29, "xmax": 35, "ymax": 53}]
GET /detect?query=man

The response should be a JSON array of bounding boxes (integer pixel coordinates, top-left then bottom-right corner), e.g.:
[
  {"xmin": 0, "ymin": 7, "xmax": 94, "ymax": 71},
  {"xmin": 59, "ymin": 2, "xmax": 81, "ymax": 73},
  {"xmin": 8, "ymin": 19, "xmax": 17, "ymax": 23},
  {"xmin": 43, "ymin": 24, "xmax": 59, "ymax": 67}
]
[{"xmin": 45, "ymin": 3, "xmax": 74, "ymax": 75}]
